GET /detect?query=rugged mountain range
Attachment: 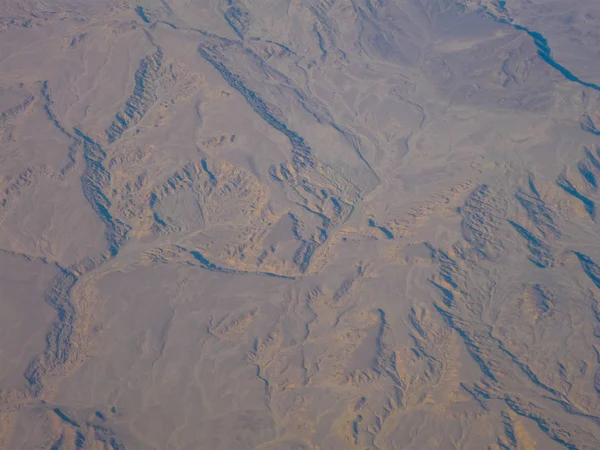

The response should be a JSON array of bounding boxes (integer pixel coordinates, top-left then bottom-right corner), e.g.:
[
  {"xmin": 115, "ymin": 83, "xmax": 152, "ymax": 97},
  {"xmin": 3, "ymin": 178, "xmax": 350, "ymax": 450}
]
[{"xmin": 1, "ymin": 0, "xmax": 600, "ymax": 448}]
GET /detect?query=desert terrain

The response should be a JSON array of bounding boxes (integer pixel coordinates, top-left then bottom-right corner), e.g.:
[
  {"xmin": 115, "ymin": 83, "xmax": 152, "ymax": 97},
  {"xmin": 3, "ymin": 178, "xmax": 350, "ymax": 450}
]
[{"xmin": 1, "ymin": 0, "xmax": 600, "ymax": 448}]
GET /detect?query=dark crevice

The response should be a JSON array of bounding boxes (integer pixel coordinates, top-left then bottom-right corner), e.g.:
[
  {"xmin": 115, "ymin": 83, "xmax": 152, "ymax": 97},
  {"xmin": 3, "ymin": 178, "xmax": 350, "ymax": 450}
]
[{"xmin": 484, "ymin": 8, "xmax": 600, "ymax": 92}]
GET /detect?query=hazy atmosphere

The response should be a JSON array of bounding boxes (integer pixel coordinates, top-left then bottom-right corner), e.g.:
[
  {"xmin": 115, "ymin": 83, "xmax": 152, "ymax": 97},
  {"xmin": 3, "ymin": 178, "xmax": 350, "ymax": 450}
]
[{"xmin": 1, "ymin": 0, "xmax": 600, "ymax": 448}]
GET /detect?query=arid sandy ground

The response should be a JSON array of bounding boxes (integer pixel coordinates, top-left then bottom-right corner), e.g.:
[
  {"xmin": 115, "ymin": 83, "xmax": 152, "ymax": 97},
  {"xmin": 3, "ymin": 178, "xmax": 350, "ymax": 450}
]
[{"xmin": 1, "ymin": 0, "xmax": 600, "ymax": 448}]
